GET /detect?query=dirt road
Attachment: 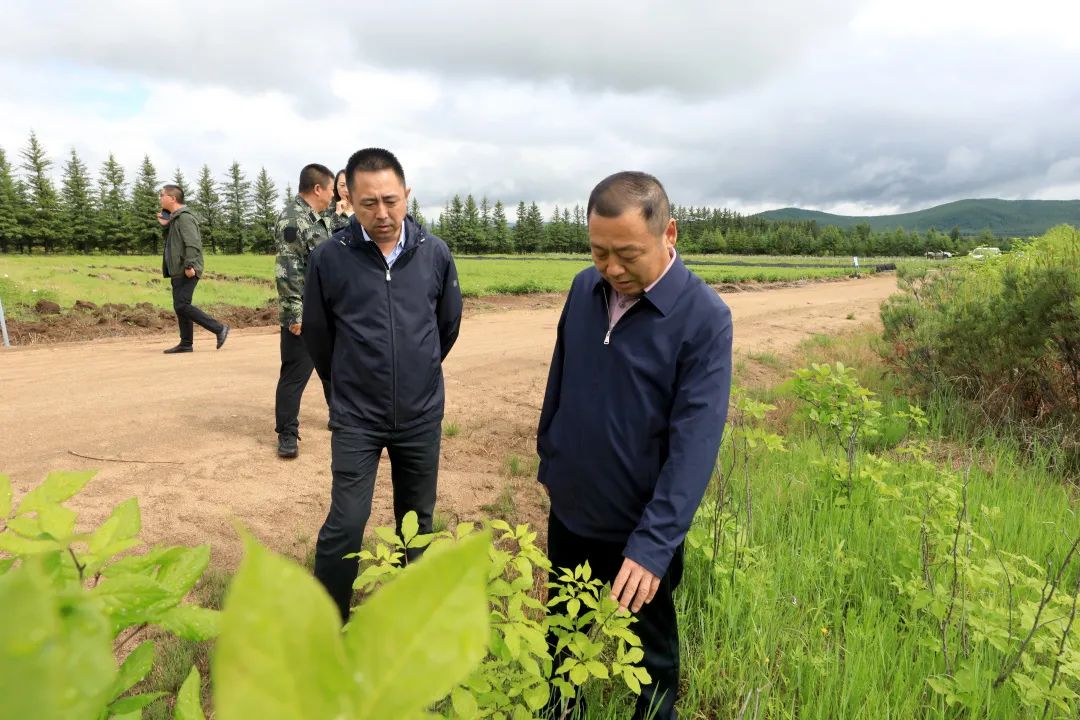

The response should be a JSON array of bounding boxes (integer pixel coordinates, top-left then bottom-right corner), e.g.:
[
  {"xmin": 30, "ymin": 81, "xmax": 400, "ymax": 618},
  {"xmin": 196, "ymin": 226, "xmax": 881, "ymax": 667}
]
[{"xmin": 0, "ymin": 275, "xmax": 897, "ymax": 566}]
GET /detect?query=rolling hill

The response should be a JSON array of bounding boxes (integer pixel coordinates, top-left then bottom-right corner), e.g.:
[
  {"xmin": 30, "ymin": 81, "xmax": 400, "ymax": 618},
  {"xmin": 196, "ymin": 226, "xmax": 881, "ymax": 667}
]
[{"xmin": 755, "ymin": 199, "xmax": 1080, "ymax": 237}]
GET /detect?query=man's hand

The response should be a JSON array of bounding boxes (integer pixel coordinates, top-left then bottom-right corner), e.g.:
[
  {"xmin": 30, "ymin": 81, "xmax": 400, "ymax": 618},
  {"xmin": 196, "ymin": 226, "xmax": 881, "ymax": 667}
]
[
  {"xmin": 156, "ymin": 213, "xmax": 169, "ymax": 226},
  {"xmin": 184, "ymin": 267, "xmax": 196, "ymax": 279},
  {"xmin": 289, "ymin": 322, "xmax": 302, "ymax": 336},
  {"xmin": 610, "ymin": 557, "xmax": 660, "ymax": 613}
]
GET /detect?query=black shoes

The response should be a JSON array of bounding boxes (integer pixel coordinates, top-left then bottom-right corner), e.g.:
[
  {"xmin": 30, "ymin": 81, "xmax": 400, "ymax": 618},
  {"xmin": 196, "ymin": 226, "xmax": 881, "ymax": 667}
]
[
  {"xmin": 278, "ymin": 433, "xmax": 299, "ymax": 459},
  {"xmin": 163, "ymin": 344, "xmax": 193, "ymax": 354},
  {"xmin": 216, "ymin": 325, "xmax": 230, "ymax": 349}
]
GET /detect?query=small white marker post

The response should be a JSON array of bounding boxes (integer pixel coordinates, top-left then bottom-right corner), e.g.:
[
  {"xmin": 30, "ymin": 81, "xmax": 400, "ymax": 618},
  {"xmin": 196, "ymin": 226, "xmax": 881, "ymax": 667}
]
[{"xmin": 0, "ymin": 294, "xmax": 9, "ymax": 347}]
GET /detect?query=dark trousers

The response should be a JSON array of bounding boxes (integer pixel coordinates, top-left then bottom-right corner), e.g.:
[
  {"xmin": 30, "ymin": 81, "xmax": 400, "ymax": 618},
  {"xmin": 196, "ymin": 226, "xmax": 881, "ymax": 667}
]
[
  {"xmin": 274, "ymin": 328, "xmax": 330, "ymax": 436},
  {"xmin": 314, "ymin": 419, "xmax": 442, "ymax": 621},
  {"xmin": 546, "ymin": 510, "xmax": 684, "ymax": 720},
  {"xmin": 170, "ymin": 275, "xmax": 223, "ymax": 346}
]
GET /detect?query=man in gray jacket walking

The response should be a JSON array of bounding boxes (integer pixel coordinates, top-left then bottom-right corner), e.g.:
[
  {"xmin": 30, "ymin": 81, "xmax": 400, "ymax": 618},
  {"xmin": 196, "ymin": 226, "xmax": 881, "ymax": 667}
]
[{"xmin": 158, "ymin": 184, "xmax": 229, "ymax": 354}]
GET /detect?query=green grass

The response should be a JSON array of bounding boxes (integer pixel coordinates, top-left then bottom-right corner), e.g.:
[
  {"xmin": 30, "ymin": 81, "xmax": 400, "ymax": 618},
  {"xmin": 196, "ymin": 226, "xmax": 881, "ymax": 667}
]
[
  {"xmin": 0, "ymin": 253, "xmax": 917, "ymax": 316},
  {"xmin": 480, "ymin": 483, "xmax": 517, "ymax": 521},
  {"xmin": 443, "ymin": 421, "xmax": 461, "ymax": 438},
  {"xmin": 653, "ymin": 331, "xmax": 1079, "ymax": 719}
]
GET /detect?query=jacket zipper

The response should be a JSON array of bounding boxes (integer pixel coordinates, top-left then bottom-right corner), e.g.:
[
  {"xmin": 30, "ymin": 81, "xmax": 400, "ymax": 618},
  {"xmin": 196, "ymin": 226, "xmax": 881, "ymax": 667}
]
[
  {"xmin": 602, "ymin": 290, "xmax": 613, "ymax": 345},
  {"xmin": 369, "ymin": 237, "xmax": 422, "ymax": 430}
]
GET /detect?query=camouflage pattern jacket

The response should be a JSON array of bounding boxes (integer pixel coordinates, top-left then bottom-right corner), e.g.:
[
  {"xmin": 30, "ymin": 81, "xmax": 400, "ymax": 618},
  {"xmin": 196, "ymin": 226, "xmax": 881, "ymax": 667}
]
[{"xmin": 275, "ymin": 195, "xmax": 336, "ymax": 327}]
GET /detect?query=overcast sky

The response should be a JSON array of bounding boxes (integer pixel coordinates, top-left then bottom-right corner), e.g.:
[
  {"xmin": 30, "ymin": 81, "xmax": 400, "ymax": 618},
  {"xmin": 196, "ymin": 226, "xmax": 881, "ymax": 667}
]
[{"xmin": 2, "ymin": 0, "xmax": 1078, "ymax": 218}]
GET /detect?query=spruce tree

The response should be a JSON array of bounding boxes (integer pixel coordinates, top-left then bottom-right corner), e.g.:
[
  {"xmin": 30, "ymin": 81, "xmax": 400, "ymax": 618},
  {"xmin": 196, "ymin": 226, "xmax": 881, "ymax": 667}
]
[
  {"xmin": 60, "ymin": 148, "xmax": 96, "ymax": 253},
  {"xmin": 462, "ymin": 194, "xmax": 481, "ymax": 254},
  {"xmin": 191, "ymin": 165, "xmax": 222, "ymax": 254},
  {"xmin": 0, "ymin": 148, "xmax": 22, "ymax": 253},
  {"xmin": 171, "ymin": 167, "xmax": 190, "ymax": 202},
  {"xmin": 19, "ymin": 131, "xmax": 62, "ymax": 252},
  {"xmin": 491, "ymin": 200, "xmax": 509, "ymax": 254},
  {"xmin": 220, "ymin": 161, "xmax": 251, "ymax": 253},
  {"xmin": 131, "ymin": 154, "xmax": 162, "ymax": 254},
  {"xmin": 409, "ymin": 197, "xmax": 425, "ymax": 227},
  {"xmin": 479, "ymin": 196, "xmax": 492, "ymax": 253},
  {"xmin": 250, "ymin": 167, "xmax": 279, "ymax": 254},
  {"xmin": 96, "ymin": 153, "xmax": 131, "ymax": 254}
]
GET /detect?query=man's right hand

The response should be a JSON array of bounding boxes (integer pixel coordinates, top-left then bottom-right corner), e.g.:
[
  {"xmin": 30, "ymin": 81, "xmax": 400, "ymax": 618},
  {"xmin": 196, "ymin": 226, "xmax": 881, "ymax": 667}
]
[{"xmin": 289, "ymin": 323, "xmax": 302, "ymax": 336}]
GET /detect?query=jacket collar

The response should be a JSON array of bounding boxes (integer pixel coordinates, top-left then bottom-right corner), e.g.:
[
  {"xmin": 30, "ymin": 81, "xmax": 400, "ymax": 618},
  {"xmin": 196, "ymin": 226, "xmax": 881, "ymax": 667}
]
[
  {"xmin": 590, "ymin": 253, "xmax": 689, "ymax": 317},
  {"xmin": 345, "ymin": 214, "xmax": 424, "ymax": 251}
]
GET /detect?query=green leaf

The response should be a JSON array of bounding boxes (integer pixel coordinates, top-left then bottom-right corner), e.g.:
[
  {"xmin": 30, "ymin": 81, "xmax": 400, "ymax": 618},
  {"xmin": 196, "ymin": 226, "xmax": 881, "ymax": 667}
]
[
  {"xmin": 174, "ymin": 666, "xmax": 206, "ymax": 720},
  {"xmin": 451, "ymin": 686, "xmax": 479, "ymax": 718},
  {"xmin": 213, "ymin": 534, "xmax": 353, "ymax": 720},
  {"xmin": 94, "ymin": 574, "xmax": 176, "ymax": 631},
  {"xmin": 156, "ymin": 606, "xmax": 221, "ymax": 641},
  {"xmin": 569, "ymin": 663, "xmax": 589, "ymax": 685},
  {"xmin": 0, "ymin": 560, "xmax": 116, "ymax": 720},
  {"xmin": 374, "ymin": 526, "xmax": 400, "ymax": 546},
  {"xmin": 37, "ymin": 503, "xmax": 76, "ymax": 540},
  {"xmin": 16, "ymin": 471, "xmax": 95, "ymax": 515},
  {"xmin": 0, "ymin": 474, "xmax": 11, "ymax": 519},
  {"xmin": 524, "ymin": 682, "xmax": 549, "ymax": 711},
  {"xmin": 401, "ymin": 511, "xmax": 419, "ymax": 545},
  {"xmin": 0, "ymin": 531, "xmax": 63, "ymax": 555},
  {"xmin": 346, "ymin": 531, "xmax": 491, "ymax": 718},
  {"xmin": 5, "ymin": 514, "xmax": 42, "ymax": 537},
  {"xmin": 157, "ymin": 545, "xmax": 210, "ymax": 596},
  {"xmin": 585, "ymin": 660, "xmax": 609, "ymax": 679},
  {"xmin": 111, "ymin": 640, "xmax": 155, "ymax": 699},
  {"xmin": 108, "ymin": 691, "xmax": 165, "ymax": 714},
  {"xmin": 89, "ymin": 499, "xmax": 142, "ymax": 555}
]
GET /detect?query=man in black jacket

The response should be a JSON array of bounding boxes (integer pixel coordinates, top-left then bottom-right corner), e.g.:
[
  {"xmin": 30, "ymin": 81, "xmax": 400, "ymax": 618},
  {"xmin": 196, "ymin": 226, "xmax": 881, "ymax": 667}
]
[{"xmin": 303, "ymin": 148, "xmax": 463, "ymax": 621}]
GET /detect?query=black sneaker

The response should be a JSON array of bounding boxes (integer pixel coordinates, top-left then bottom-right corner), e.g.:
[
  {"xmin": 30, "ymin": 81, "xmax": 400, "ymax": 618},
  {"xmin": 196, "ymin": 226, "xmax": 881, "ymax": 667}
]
[
  {"xmin": 278, "ymin": 433, "xmax": 299, "ymax": 459},
  {"xmin": 216, "ymin": 325, "xmax": 230, "ymax": 350},
  {"xmin": 163, "ymin": 344, "xmax": 193, "ymax": 354}
]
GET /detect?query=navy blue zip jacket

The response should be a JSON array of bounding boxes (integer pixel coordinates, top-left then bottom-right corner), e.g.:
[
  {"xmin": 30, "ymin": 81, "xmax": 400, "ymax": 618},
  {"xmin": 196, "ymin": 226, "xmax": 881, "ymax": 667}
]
[
  {"xmin": 537, "ymin": 256, "xmax": 733, "ymax": 578},
  {"xmin": 302, "ymin": 215, "xmax": 463, "ymax": 431}
]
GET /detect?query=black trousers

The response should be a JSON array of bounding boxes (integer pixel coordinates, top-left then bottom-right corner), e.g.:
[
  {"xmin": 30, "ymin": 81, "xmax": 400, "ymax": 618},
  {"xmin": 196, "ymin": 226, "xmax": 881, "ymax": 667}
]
[
  {"xmin": 170, "ymin": 275, "xmax": 223, "ymax": 346},
  {"xmin": 314, "ymin": 419, "xmax": 442, "ymax": 621},
  {"xmin": 546, "ymin": 510, "xmax": 684, "ymax": 720},
  {"xmin": 274, "ymin": 328, "xmax": 330, "ymax": 436}
]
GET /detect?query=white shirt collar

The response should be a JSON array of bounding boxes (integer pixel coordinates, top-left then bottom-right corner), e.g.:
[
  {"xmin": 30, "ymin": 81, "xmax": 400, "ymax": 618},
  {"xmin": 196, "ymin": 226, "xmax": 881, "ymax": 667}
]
[{"xmin": 360, "ymin": 222, "xmax": 406, "ymax": 249}]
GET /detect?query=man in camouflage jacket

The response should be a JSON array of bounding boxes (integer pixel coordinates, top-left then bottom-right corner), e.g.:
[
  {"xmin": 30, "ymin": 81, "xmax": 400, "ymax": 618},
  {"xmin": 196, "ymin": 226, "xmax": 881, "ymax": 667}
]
[{"xmin": 274, "ymin": 163, "xmax": 338, "ymax": 458}]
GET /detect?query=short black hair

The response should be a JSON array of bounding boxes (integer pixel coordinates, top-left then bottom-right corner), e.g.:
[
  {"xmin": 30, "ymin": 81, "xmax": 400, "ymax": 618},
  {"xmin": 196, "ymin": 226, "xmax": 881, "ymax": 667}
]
[
  {"xmin": 345, "ymin": 148, "xmax": 405, "ymax": 191},
  {"xmin": 298, "ymin": 163, "xmax": 334, "ymax": 194},
  {"xmin": 333, "ymin": 169, "xmax": 347, "ymax": 204},
  {"xmin": 586, "ymin": 171, "xmax": 671, "ymax": 236},
  {"xmin": 161, "ymin": 184, "xmax": 184, "ymax": 204}
]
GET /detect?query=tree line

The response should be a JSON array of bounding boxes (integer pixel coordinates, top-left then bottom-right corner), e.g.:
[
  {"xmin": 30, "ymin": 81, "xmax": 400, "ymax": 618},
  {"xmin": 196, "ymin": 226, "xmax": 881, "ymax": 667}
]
[{"xmin": 0, "ymin": 132, "xmax": 1006, "ymax": 257}]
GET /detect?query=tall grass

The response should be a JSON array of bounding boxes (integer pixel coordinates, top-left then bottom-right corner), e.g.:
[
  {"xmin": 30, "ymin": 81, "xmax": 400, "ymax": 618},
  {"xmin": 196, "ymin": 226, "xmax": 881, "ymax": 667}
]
[{"xmin": 646, "ymin": 332, "xmax": 1078, "ymax": 719}]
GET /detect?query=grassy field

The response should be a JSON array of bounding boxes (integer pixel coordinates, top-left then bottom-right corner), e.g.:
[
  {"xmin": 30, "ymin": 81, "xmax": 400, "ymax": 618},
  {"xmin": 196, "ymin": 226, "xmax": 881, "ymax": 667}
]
[{"xmin": 0, "ymin": 253, "xmax": 925, "ymax": 318}]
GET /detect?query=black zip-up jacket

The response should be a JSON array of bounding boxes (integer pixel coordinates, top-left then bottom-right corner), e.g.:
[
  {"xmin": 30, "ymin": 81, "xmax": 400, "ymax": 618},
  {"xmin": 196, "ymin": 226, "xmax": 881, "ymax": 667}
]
[{"xmin": 302, "ymin": 215, "xmax": 463, "ymax": 431}]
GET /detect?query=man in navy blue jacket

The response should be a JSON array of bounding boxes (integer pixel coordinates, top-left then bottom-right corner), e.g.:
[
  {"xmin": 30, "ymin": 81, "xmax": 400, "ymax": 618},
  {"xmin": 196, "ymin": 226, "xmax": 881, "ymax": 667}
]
[
  {"xmin": 538, "ymin": 171, "xmax": 733, "ymax": 719},
  {"xmin": 302, "ymin": 148, "xmax": 463, "ymax": 621}
]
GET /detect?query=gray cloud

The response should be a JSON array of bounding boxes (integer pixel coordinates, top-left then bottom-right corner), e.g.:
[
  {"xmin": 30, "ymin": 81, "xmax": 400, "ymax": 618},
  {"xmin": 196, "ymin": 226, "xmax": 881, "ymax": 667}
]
[{"xmin": 2, "ymin": 1, "xmax": 1078, "ymax": 215}]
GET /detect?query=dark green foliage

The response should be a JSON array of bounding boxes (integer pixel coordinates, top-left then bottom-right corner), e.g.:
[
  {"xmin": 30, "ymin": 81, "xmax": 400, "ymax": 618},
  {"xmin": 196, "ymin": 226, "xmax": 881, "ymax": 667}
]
[
  {"xmin": 881, "ymin": 226, "xmax": 1080, "ymax": 470},
  {"xmin": 131, "ymin": 155, "xmax": 162, "ymax": 254}
]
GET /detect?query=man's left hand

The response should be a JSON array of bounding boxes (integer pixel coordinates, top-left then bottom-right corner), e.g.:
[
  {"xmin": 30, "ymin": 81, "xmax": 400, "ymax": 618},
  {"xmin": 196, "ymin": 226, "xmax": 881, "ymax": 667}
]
[
  {"xmin": 610, "ymin": 557, "xmax": 660, "ymax": 613},
  {"xmin": 184, "ymin": 267, "xmax": 196, "ymax": 278}
]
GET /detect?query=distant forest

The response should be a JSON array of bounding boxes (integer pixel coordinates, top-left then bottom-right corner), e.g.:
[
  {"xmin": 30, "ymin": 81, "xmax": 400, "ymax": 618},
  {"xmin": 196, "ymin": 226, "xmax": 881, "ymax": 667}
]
[{"xmin": 1, "ymin": 133, "xmax": 1012, "ymax": 257}]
